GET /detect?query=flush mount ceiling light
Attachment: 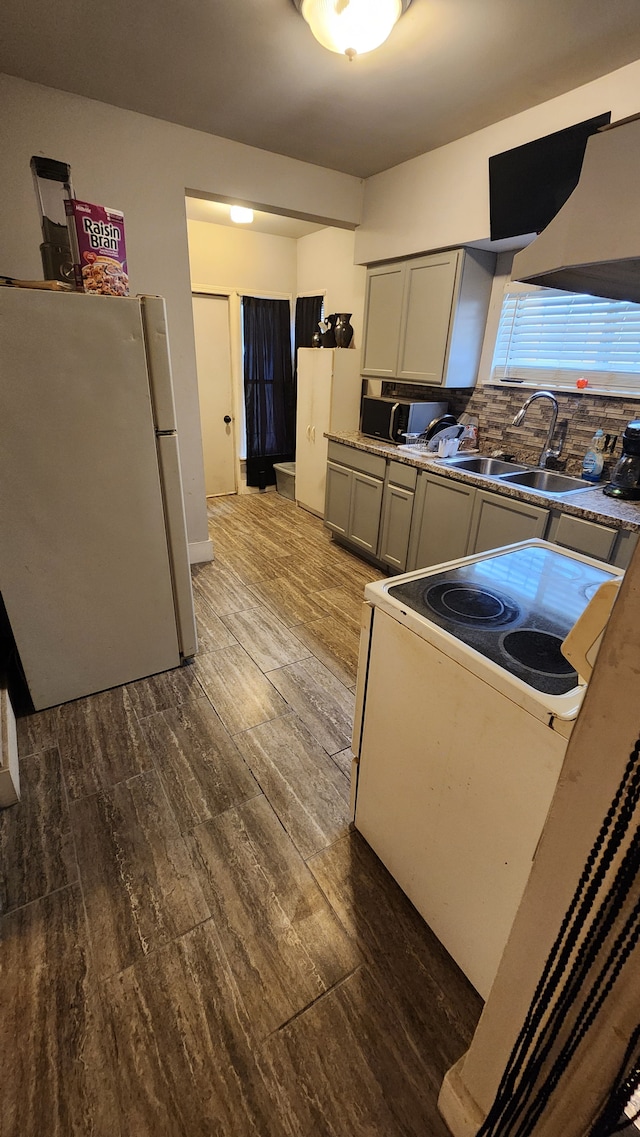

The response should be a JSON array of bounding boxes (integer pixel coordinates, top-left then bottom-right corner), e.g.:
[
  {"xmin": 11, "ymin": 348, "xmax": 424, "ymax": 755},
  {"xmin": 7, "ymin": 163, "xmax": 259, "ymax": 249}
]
[
  {"xmin": 230, "ymin": 206, "xmax": 254, "ymax": 224},
  {"xmin": 293, "ymin": 0, "xmax": 412, "ymax": 60}
]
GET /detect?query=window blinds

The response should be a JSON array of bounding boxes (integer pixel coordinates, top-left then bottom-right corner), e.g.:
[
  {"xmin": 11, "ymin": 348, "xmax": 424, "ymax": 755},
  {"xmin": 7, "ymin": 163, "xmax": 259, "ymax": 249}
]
[{"xmin": 491, "ymin": 284, "xmax": 640, "ymax": 395}]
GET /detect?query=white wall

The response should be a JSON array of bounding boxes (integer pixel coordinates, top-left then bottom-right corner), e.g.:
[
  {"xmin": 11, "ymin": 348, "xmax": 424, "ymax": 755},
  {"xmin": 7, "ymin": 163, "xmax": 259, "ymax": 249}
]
[
  {"xmin": 296, "ymin": 228, "xmax": 367, "ymax": 351},
  {"xmin": 188, "ymin": 220, "xmax": 298, "ymax": 296},
  {"xmin": 356, "ymin": 60, "xmax": 640, "ymax": 265},
  {"xmin": 0, "ymin": 73, "xmax": 363, "ymax": 550}
]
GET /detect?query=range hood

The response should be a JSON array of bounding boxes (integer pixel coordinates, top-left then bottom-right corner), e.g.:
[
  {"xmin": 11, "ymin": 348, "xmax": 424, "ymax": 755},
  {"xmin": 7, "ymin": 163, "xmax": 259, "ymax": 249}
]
[{"xmin": 512, "ymin": 114, "xmax": 640, "ymax": 303}]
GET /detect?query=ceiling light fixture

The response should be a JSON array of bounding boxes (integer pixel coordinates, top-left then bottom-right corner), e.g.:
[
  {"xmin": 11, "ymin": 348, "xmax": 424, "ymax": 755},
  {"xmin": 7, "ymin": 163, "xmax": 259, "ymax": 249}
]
[
  {"xmin": 293, "ymin": 0, "xmax": 412, "ymax": 61},
  {"xmin": 230, "ymin": 206, "xmax": 254, "ymax": 224}
]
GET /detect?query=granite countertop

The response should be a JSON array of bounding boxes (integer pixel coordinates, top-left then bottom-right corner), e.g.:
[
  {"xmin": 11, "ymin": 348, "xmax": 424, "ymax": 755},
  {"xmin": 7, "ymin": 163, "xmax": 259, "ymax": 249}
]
[{"xmin": 326, "ymin": 430, "xmax": 640, "ymax": 533}]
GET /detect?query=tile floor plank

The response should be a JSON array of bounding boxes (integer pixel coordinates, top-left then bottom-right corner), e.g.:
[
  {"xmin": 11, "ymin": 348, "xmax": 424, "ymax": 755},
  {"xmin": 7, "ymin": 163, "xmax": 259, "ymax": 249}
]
[
  {"xmin": 0, "ymin": 749, "xmax": 76, "ymax": 915},
  {"xmin": 248, "ymin": 575, "xmax": 332, "ymax": 628},
  {"xmin": 291, "ymin": 616, "xmax": 360, "ymax": 688},
  {"xmin": 15, "ymin": 706, "xmax": 58, "ymax": 758},
  {"xmin": 267, "ymin": 656, "xmax": 355, "ymax": 756},
  {"xmin": 236, "ymin": 713, "xmax": 351, "ymax": 859},
  {"xmin": 332, "ymin": 747, "xmax": 354, "ymax": 780},
  {"xmin": 307, "ymin": 831, "xmax": 483, "ymax": 1080},
  {"xmin": 262, "ymin": 966, "xmax": 452, "ymax": 1137},
  {"xmin": 194, "ymin": 644, "xmax": 287, "ymax": 735},
  {"xmin": 221, "ymin": 604, "xmax": 312, "ymax": 672},
  {"xmin": 125, "ymin": 663, "xmax": 203, "ymax": 719},
  {"xmin": 0, "ymin": 886, "xmax": 121, "ymax": 1137},
  {"xmin": 102, "ymin": 922, "xmax": 287, "ymax": 1137},
  {"xmin": 71, "ymin": 769, "xmax": 210, "ymax": 978},
  {"xmin": 55, "ymin": 687, "xmax": 153, "ymax": 800},
  {"xmin": 191, "ymin": 562, "xmax": 259, "ymax": 616},
  {"xmin": 188, "ymin": 795, "xmax": 361, "ymax": 1039},
  {"xmin": 193, "ymin": 591, "xmax": 238, "ymax": 653},
  {"xmin": 142, "ymin": 698, "xmax": 260, "ymax": 833}
]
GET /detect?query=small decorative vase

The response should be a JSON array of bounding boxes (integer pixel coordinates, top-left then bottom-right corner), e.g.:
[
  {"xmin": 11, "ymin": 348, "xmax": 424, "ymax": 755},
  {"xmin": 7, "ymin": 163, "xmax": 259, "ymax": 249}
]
[
  {"xmin": 320, "ymin": 314, "xmax": 337, "ymax": 348},
  {"xmin": 334, "ymin": 313, "xmax": 354, "ymax": 348},
  {"xmin": 311, "ymin": 328, "xmax": 322, "ymax": 347}
]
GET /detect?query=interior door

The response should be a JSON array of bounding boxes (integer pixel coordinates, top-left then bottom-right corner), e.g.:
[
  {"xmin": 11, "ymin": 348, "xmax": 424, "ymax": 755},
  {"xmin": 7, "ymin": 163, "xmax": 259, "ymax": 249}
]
[{"xmin": 192, "ymin": 293, "xmax": 236, "ymax": 496}]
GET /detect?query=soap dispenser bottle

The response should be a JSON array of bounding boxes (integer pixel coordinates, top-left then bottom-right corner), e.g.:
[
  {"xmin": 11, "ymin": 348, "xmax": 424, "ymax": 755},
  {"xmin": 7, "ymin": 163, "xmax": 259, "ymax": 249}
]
[{"xmin": 581, "ymin": 429, "xmax": 605, "ymax": 483}]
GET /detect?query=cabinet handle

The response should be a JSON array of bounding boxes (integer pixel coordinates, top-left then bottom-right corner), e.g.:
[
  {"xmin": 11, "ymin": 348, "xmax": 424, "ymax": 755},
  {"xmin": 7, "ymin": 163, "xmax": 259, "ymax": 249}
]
[
  {"xmin": 306, "ymin": 425, "xmax": 311, "ymax": 441},
  {"xmin": 311, "ymin": 426, "xmax": 316, "ymax": 442}
]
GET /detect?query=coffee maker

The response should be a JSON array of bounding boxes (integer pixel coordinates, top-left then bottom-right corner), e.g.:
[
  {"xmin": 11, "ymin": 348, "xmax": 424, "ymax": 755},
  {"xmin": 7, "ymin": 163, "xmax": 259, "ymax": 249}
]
[{"xmin": 603, "ymin": 421, "xmax": 640, "ymax": 500}]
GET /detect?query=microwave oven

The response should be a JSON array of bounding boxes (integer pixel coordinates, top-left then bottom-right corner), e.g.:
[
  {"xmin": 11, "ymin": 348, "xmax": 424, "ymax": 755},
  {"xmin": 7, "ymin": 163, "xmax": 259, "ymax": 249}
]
[{"xmin": 360, "ymin": 396, "xmax": 448, "ymax": 445}]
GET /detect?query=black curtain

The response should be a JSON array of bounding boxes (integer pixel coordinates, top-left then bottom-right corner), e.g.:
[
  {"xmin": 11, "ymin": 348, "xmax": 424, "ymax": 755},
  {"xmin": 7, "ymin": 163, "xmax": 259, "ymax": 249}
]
[
  {"xmin": 294, "ymin": 294, "xmax": 323, "ymax": 358},
  {"xmin": 242, "ymin": 296, "xmax": 295, "ymax": 489}
]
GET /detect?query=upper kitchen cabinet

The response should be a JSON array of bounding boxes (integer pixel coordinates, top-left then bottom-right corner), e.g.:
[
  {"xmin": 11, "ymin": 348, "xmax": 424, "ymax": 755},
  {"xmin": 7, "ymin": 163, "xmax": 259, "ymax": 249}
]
[
  {"xmin": 361, "ymin": 248, "xmax": 495, "ymax": 387},
  {"xmin": 360, "ymin": 262, "xmax": 405, "ymax": 378}
]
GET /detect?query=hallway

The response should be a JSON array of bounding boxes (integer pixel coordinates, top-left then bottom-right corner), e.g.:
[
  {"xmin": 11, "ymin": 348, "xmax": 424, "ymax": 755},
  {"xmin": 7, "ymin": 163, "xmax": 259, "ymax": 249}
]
[{"xmin": 1, "ymin": 491, "xmax": 482, "ymax": 1137}]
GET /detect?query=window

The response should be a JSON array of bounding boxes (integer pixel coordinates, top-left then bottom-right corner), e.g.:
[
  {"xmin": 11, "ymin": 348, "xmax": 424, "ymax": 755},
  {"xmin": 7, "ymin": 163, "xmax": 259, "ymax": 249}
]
[{"xmin": 490, "ymin": 282, "xmax": 640, "ymax": 396}]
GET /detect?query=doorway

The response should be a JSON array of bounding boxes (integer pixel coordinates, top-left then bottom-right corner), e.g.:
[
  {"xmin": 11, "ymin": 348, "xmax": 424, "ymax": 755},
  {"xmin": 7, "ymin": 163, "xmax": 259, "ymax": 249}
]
[{"xmin": 192, "ymin": 292, "xmax": 236, "ymax": 497}]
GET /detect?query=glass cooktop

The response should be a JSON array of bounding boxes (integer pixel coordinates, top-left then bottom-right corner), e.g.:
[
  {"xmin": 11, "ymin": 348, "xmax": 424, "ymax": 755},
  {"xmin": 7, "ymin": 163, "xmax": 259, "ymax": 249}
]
[{"xmin": 387, "ymin": 545, "xmax": 615, "ymax": 695}]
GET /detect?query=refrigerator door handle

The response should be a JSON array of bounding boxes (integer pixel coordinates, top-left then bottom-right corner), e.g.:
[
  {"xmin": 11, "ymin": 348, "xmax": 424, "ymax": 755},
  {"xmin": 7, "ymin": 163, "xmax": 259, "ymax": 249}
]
[
  {"xmin": 140, "ymin": 295, "xmax": 178, "ymax": 432},
  {"xmin": 154, "ymin": 432, "xmax": 198, "ymax": 658}
]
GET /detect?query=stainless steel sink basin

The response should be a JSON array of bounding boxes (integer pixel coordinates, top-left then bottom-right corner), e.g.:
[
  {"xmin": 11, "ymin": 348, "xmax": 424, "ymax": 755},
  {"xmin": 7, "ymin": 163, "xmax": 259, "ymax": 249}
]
[
  {"xmin": 438, "ymin": 456, "xmax": 528, "ymax": 476},
  {"xmin": 498, "ymin": 469, "xmax": 594, "ymax": 495}
]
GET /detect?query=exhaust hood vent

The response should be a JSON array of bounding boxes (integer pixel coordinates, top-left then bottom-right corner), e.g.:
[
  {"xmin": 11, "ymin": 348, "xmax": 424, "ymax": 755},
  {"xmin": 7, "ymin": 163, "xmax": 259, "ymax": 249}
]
[
  {"xmin": 489, "ymin": 113, "xmax": 610, "ymax": 243},
  {"xmin": 512, "ymin": 115, "xmax": 640, "ymax": 304}
]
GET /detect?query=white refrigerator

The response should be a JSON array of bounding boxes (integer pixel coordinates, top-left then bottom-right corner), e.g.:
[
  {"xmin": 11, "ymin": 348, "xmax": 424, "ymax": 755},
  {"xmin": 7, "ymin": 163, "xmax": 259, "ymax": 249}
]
[
  {"xmin": 0, "ymin": 288, "xmax": 197, "ymax": 710},
  {"xmin": 295, "ymin": 348, "xmax": 362, "ymax": 516}
]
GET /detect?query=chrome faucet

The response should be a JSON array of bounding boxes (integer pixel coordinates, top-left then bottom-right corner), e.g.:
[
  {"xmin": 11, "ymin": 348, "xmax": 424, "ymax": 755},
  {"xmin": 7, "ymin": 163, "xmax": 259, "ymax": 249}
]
[{"xmin": 511, "ymin": 391, "xmax": 561, "ymax": 469}]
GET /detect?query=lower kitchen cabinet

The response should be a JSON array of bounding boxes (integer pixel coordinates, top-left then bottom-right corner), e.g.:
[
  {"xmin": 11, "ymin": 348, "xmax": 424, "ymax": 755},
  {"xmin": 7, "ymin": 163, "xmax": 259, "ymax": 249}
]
[
  {"xmin": 325, "ymin": 442, "xmax": 385, "ymax": 557},
  {"xmin": 546, "ymin": 511, "xmax": 618, "ymax": 561},
  {"xmin": 324, "ymin": 460, "xmax": 351, "ymax": 538},
  {"xmin": 378, "ymin": 462, "xmax": 417, "ymax": 571},
  {"xmin": 407, "ymin": 471, "xmax": 476, "ymax": 570},
  {"xmin": 468, "ymin": 489, "xmax": 549, "ymax": 555},
  {"xmin": 325, "ymin": 443, "xmax": 636, "ymax": 574},
  {"xmin": 611, "ymin": 528, "xmax": 639, "ymax": 569},
  {"xmin": 349, "ymin": 471, "xmax": 385, "ymax": 554}
]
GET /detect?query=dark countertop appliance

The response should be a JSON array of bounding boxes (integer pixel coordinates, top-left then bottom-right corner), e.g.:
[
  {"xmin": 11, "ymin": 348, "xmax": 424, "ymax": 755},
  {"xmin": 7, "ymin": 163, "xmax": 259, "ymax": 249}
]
[
  {"xmin": 360, "ymin": 395, "xmax": 447, "ymax": 445},
  {"xmin": 603, "ymin": 421, "xmax": 640, "ymax": 501}
]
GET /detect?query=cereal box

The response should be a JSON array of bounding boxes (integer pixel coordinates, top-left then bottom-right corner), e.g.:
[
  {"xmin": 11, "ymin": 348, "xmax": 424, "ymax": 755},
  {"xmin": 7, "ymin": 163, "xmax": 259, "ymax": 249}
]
[{"xmin": 64, "ymin": 199, "xmax": 129, "ymax": 296}]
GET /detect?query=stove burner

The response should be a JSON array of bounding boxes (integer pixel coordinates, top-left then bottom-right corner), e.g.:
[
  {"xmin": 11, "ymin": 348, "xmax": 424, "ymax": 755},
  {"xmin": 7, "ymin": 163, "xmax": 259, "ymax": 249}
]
[
  {"xmin": 424, "ymin": 582, "xmax": 521, "ymax": 628},
  {"xmin": 502, "ymin": 629, "xmax": 577, "ymax": 678}
]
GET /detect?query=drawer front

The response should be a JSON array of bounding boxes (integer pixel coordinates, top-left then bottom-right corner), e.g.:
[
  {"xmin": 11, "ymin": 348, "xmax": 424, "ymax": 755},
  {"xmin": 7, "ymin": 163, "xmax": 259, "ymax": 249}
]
[
  {"xmin": 549, "ymin": 512, "xmax": 617, "ymax": 562},
  {"xmin": 387, "ymin": 460, "xmax": 417, "ymax": 490},
  {"xmin": 327, "ymin": 441, "xmax": 386, "ymax": 480}
]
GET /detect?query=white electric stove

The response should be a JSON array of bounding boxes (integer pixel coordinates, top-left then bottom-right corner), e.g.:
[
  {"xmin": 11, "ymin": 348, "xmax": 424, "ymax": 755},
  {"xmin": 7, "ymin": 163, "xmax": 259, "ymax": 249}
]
[{"xmin": 351, "ymin": 539, "xmax": 621, "ymax": 999}]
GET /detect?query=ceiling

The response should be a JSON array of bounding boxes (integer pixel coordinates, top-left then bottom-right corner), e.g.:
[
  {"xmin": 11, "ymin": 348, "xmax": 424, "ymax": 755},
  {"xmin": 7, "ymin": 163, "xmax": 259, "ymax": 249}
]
[{"xmin": 2, "ymin": 0, "xmax": 640, "ymax": 178}]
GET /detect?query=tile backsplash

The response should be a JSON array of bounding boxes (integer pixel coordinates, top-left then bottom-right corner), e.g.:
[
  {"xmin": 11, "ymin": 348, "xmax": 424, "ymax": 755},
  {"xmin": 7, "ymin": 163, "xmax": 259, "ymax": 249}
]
[{"xmin": 381, "ymin": 382, "xmax": 640, "ymax": 477}]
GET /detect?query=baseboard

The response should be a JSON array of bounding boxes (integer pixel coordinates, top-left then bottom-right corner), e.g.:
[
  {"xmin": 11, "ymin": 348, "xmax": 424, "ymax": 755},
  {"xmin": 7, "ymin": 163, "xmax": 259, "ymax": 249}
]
[
  {"xmin": 188, "ymin": 538, "xmax": 213, "ymax": 565},
  {"xmin": 437, "ymin": 1056, "xmax": 485, "ymax": 1137}
]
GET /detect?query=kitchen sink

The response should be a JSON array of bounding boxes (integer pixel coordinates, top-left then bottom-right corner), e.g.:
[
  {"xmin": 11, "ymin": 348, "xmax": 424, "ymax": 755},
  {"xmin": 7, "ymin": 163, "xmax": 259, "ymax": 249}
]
[
  {"xmin": 498, "ymin": 469, "xmax": 594, "ymax": 495},
  {"xmin": 438, "ymin": 455, "xmax": 528, "ymax": 476}
]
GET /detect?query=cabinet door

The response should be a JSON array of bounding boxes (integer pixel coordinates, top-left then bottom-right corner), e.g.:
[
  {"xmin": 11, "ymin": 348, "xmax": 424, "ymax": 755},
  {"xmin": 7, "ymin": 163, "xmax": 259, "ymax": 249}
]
[
  {"xmin": 468, "ymin": 490, "xmax": 549, "ymax": 555},
  {"xmin": 348, "ymin": 471, "xmax": 384, "ymax": 554},
  {"xmin": 379, "ymin": 483, "xmax": 415, "ymax": 571},
  {"xmin": 361, "ymin": 263, "xmax": 405, "ymax": 377},
  {"xmin": 611, "ymin": 529, "xmax": 639, "ymax": 570},
  {"xmin": 546, "ymin": 512, "xmax": 617, "ymax": 562},
  {"xmin": 407, "ymin": 472, "xmax": 475, "ymax": 571},
  {"xmin": 325, "ymin": 461, "xmax": 352, "ymax": 537},
  {"xmin": 396, "ymin": 252, "xmax": 460, "ymax": 384}
]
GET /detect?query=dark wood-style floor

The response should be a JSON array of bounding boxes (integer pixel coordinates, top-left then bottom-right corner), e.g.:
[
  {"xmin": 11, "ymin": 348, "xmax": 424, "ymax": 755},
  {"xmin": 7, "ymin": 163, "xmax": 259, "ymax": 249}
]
[{"xmin": 1, "ymin": 491, "xmax": 482, "ymax": 1137}]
